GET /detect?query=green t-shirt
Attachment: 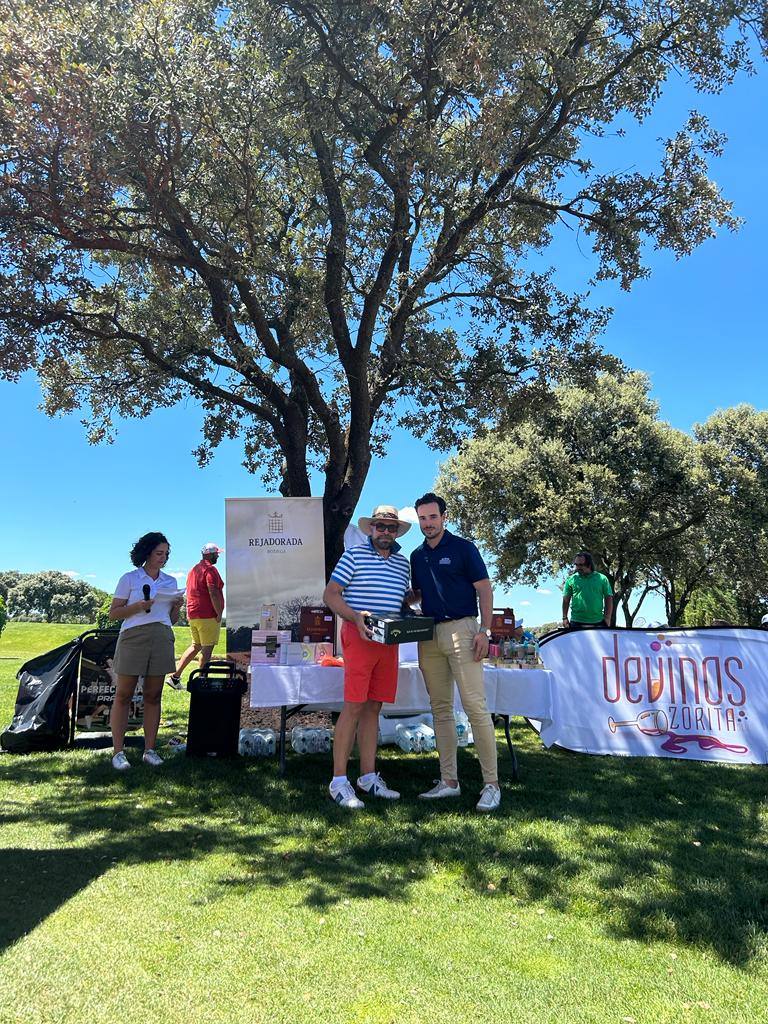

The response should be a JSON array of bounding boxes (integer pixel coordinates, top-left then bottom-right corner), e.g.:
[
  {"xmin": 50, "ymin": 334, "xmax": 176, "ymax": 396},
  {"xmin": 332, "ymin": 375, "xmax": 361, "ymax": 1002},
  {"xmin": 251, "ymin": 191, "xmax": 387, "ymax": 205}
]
[{"xmin": 564, "ymin": 571, "xmax": 611, "ymax": 623}]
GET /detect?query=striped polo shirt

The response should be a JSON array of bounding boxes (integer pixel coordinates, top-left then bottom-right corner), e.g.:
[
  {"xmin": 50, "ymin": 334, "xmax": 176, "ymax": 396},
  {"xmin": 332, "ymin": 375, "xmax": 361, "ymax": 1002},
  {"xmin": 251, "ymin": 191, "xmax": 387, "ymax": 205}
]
[{"xmin": 330, "ymin": 539, "xmax": 410, "ymax": 615}]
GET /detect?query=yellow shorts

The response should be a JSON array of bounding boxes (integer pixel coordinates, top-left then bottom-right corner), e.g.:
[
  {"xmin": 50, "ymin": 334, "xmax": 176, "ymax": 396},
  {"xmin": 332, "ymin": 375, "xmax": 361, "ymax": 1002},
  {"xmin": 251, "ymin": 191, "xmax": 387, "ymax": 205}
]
[{"xmin": 189, "ymin": 617, "xmax": 221, "ymax": 648}]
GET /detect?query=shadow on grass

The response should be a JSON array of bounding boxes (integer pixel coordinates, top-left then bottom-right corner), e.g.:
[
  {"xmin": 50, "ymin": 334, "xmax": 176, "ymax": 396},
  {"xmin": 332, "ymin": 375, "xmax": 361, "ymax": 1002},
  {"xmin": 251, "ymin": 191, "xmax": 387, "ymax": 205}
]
[
  {"xmin": 0, "ymin": 848, "xmax": 105, "ymax": 950},
  {"xmin": 1, "ymin": 722, "xmax": 767, "ymax": 966}
]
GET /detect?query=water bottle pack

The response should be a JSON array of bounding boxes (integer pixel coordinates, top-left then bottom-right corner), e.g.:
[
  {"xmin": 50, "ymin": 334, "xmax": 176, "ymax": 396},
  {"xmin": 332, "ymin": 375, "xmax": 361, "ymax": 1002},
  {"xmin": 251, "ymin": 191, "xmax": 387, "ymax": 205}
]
[
  {"xmin": 291, "ymin": 726, "xmax": 332, "ymax": 755},
  {"xmin": 455, "ymin": 711, "xmax": 474, "ymax": 747},
  {"xmin": 395, "ymin": 721, "xmax": 436, "ymax": 753},
  {"xmin": 238, "ymin": 728, "xmax": 276, "ymax": 757}
]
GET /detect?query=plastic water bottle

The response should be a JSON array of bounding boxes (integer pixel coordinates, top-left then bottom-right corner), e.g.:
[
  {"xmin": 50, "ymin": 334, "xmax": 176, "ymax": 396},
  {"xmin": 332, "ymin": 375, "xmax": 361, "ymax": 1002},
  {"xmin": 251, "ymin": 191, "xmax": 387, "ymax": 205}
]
[
  {"xmin": 413, "ymin": 722, "xmax": 436, "ymax": 752},
  {"xmin": 455, "ymin": 711, "xmax": 474, "ymax": 747},
  {"xmin": 394, "ymin": 723, "xmax": 421, "ymax": 752},
  {"xmin": 238, "ymin": 728, "xmax": 276, "ymax": 757},
  {"xmin": 291, "ymin": 726, "xmax": 332, "ymax": 754}
]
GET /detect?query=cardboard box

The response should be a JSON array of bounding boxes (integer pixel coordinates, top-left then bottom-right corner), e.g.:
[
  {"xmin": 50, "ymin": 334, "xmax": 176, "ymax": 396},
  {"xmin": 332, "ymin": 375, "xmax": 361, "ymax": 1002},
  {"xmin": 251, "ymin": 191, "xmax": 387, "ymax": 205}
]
[
  {"xmin": 490, "ymin": 607, "xmax": 518, "ymax": 639},
  {"xmin": 313, "ymin": 642, "xmax": 334, "ymax": 662},
  {"xmin": 279, "ymin": 642, "xmax": 309, "ymax": 666},
  {"xmin": 250, "ymin": 629, "xmax": 292, "ymax": 665},
  {"xmin": 365, "ymin": 615, "xmax": 435, "ymax": 645},
  {"xmin": 274, "ymin": 641, "xmax": 337, "ymax": 665},
  {"xmin": 299, "ymin": 605, "xmax": 335, "ymax": 642},
  {"xmin": 259, "ymin": 603, "xmax": 278, "ymax": 631}
]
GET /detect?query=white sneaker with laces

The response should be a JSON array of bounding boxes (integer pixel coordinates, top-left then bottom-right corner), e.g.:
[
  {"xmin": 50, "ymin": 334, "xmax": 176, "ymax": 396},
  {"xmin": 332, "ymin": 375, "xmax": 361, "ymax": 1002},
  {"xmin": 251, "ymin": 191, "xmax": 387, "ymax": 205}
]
[
  {"xmin": 418, "ymin": 779, "xmax": 461, "ymax": 800},
  {"xmin": 111, "ymin": 751, "xmax": 130, "ymax": 771},
  {"xmin": 142, "ymin": 748, "xmax": 164, "ymax": 767},
  {"xmin": 476, "ymin": 784, "xmax": 501, "ymax": 812},
  {"xmin": 166, "ymin": 674, "xmax": 183, "ymax": 690},
  {"xmin": 356, "ymin": 773, "xmax": 400, "ymax": 800},
  {"xmin": 329, "ymin": 781, "xmax": 364, "ymax": 809}
]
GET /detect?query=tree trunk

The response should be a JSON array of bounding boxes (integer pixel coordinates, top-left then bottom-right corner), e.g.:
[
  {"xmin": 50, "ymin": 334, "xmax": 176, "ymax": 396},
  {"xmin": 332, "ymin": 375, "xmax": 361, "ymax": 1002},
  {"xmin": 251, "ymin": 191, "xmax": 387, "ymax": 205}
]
[{"xmin": 322, "ymin": 484, "xmax": 363, "ymax": 579}]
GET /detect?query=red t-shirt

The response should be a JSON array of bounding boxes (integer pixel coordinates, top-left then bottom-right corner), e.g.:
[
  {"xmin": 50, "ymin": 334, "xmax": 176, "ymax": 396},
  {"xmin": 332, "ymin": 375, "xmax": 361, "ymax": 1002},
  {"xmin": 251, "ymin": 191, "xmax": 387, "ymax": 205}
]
[{"xmin": 186, "ymin": 560, "xmax": 224, "ymax": 619}]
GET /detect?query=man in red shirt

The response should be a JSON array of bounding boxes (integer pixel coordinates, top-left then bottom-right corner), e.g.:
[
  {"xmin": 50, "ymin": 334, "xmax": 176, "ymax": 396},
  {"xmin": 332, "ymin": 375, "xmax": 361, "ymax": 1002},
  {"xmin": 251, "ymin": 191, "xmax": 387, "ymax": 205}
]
[{"xmin": 168, "ymin": 543, "xmax": 225, "ymax": 687}]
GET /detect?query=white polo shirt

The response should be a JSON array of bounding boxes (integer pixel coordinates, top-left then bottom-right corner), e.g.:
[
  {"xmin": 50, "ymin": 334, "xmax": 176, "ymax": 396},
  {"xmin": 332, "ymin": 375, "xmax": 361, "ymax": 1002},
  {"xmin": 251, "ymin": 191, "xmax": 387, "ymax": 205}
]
[{"xmin": 113, "ymin": 567, "xmax": 181, "ymax": 632}]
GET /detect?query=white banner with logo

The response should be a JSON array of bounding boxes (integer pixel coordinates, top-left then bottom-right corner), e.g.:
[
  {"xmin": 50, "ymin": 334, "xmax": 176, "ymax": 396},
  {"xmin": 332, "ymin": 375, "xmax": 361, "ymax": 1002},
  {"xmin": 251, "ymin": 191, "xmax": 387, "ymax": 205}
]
[
  {"xmin": 538, "ymin": 627, "xmax": 768, "ymax": 763},
  {"xmin": 225, "ymin": 498, "xmax": 326, "ymax": 661}
]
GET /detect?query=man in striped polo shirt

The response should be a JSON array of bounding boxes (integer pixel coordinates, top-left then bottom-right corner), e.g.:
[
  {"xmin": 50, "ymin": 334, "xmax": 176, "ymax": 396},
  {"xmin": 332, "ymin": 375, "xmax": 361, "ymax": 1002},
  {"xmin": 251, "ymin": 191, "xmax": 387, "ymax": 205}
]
[{"xmin": 322, "ymin": 505, "xmax": 412, "ymax": 809}]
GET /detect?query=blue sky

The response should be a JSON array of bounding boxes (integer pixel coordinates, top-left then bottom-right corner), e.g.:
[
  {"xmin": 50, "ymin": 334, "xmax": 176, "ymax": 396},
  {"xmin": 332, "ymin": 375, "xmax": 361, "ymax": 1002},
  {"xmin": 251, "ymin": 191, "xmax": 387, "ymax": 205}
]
[{"xmin": 3, "ymin": 63, "xmax": 766, "ymax": 627}]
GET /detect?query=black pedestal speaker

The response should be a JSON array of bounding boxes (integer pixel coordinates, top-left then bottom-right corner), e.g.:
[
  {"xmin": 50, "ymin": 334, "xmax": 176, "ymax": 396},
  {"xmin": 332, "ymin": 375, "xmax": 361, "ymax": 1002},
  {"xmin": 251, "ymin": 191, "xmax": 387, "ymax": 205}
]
[{"xmin": 186, "ymin": 660, "xmax": 247, "ymax": 757}]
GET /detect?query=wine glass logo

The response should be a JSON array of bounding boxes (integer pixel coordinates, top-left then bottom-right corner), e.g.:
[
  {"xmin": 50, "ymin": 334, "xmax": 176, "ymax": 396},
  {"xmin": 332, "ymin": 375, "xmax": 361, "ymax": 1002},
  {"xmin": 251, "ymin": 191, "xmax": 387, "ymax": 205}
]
[
  {"xmin": 608, "ymin": 709, "xmax": 669, "ymax": 736},
  {"xmin": 607, "ymin": 708, "xmax": 749, "ymax": 756}
]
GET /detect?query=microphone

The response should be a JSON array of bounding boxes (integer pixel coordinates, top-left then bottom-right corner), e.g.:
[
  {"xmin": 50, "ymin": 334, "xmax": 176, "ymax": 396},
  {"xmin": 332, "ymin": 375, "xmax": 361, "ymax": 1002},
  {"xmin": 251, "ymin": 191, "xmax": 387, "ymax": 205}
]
[{"xmin": 142, "ymin": 584, "xmax": 151, "ymax": 612}]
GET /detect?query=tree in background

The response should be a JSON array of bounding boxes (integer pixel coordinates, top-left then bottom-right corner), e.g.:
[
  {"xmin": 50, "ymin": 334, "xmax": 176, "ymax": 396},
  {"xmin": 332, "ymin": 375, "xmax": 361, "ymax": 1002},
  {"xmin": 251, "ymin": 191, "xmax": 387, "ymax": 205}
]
[
  {"xmin": 0, "ymin": 571, "xmax": 22, "ymax": 602},
  {"xmin": 6, "ymin": 571, "xmax": 103, "ymax": 623},
  {"xmin": 95, "ymin": 594, "xmax": 120, "ymax": 631},
  {"xmin": 651, "ymin": 406, "xmax": 768, "ymax": 623},
  {"xmin": 0, "ymin": 595, "xmax": 7, "ymax": 638},
  {"xmin": 1, "ymin": 0, "xmax": 762, "ymax": 573},
  {"xmin": 679, "ymin": 586, "xmax": 741, "ymax": 628},
  {"xmin": 438, "ymin": 377, "xmax": 768, "ymax": 626},
  {"xmin": 530, "ymin": 620, "xmax": 563, "ymax": 638},
  {"xmin": 680, "ymin": 571, "xmax": 768, "ymax": 627},
  {"xmin": 438, "ymin": 371, "xmax": 703, "ymax": 624}
]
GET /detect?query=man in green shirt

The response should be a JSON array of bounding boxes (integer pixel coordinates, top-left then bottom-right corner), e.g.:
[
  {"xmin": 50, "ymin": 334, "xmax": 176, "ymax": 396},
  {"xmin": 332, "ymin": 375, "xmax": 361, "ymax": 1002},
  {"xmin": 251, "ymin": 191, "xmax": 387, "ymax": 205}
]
[{"xmin": 561, "ymin": 551, "xmax": 613, "ymax": 629}]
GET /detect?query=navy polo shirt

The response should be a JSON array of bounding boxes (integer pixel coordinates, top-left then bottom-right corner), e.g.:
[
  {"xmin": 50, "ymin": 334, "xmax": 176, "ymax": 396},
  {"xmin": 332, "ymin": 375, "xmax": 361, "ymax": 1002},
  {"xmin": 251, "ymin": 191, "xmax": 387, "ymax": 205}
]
[{"xmin": 410, "ymin": 530, "xmax": 489, "ymax": 623}]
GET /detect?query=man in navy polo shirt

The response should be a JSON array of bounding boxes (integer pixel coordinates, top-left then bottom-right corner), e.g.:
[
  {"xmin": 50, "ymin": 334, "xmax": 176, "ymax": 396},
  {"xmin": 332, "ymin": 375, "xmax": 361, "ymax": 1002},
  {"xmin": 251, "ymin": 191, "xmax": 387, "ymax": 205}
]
[{"xmin": 409, "ymin": 492, "xmax": 500, "ymax": 812}]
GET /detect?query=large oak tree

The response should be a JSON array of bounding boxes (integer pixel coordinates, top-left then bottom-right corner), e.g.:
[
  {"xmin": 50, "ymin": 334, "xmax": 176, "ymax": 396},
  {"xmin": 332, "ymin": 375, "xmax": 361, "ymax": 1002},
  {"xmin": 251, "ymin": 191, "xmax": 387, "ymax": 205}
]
[
  {"xmin": 1, "ymin": 0, "xmax": 763, "ymax": 572},
  {"xmin": 436, "ymin": 379, "xmax": 768, "ymax": 626}
]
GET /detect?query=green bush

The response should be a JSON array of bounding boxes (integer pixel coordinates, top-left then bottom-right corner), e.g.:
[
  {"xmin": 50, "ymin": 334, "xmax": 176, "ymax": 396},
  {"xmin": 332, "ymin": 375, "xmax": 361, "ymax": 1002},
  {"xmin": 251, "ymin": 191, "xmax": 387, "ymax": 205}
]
[{"xmin": 95, "ymin": 594, "xmax": 119, "ymax": 631}]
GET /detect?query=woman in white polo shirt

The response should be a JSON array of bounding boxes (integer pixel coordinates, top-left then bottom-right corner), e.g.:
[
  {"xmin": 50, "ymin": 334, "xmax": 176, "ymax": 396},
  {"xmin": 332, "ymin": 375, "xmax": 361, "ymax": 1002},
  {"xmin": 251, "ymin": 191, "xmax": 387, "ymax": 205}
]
[{"xmin": 108, "ymin": 532, "xmax": 183, "ymax": 771}]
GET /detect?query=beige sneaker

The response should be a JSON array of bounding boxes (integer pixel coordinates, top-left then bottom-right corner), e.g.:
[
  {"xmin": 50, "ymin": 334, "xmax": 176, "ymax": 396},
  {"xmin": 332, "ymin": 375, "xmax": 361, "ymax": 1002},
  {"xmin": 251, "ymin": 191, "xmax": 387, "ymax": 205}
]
[
  {"xmin": 476, "ymin": 784, "xmax": 501, "ymax": 812},
  {"xmin": 418, "ymin": 780, "xmax": 461, "ymax": 800}
]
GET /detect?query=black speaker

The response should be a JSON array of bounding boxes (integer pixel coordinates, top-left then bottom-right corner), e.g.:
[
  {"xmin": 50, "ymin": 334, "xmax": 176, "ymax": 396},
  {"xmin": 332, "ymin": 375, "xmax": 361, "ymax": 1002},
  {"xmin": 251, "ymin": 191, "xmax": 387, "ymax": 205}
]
[{"xmin": 186, "ymin": 660, "xmax": 247, "ymax": 757}]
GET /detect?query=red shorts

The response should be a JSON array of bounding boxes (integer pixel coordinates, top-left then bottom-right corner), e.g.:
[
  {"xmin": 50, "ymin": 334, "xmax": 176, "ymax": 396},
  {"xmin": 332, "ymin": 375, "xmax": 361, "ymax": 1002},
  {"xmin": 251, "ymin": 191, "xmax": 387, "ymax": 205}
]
[{"xmin": 340, "ymin": 621, "xmax": 399, "ymax": 703}]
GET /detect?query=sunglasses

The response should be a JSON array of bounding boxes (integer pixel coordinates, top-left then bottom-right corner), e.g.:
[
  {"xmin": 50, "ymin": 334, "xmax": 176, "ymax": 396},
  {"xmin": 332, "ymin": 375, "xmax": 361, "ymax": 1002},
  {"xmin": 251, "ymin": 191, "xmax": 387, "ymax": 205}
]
[{"xmin": 373, "ymin": 523, "xmax": 399, "ymax": 533}]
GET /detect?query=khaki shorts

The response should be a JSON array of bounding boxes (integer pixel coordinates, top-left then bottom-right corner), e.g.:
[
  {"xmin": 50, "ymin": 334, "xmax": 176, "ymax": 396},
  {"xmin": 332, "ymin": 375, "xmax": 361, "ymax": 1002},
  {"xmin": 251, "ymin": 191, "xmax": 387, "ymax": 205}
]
[
  {"xmin": 113, "ymin": 622, "xmax": 176, "ymax": 677},
  {"xmin": 189, "ymin": 617, "xmax": 221, "ymax": 648}
]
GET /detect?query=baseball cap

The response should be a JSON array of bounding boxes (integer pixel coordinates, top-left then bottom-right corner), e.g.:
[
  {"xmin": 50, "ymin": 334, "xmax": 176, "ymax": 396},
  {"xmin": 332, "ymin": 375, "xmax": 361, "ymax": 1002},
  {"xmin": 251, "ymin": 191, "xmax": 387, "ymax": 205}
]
[{"xmin": 202, "ymin": 542, "xmax": 221, "ymax": 555}]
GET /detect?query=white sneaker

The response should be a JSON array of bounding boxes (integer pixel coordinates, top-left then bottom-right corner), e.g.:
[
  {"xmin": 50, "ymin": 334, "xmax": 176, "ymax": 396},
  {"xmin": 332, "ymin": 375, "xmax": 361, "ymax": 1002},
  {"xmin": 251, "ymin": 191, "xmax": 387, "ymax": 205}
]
[
  {"xmin": 476, "ymin": 784, "xmax": 501, "ymax": 812},
  {"xmin": 142, "ymin": 748, "xmax": 164, "ymax": 767},
  {"xmin": 166, "ymin": 674, "xmax": 183, "ymax": 690},
  {"xmin": 111, "ymin": 751, "xmax": 130, "ymax": 771},
  {"xmin": 356, "ymin": 773, "xmax": 400, "ymax": 800},
  {"xmin": 418, "ymin": 779, "xmax": 461, "ymax": 800},
  {"xmin": 329, "ymin": 781, "xmax": 364, "ymax": 810}
]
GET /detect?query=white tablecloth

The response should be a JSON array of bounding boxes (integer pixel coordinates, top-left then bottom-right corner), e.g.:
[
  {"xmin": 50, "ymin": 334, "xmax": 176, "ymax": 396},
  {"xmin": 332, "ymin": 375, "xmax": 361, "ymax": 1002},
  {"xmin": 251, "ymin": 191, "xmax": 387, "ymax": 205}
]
[{"xmin": 249, "ymin": 662, "xmax": 554, "ymax": 722}]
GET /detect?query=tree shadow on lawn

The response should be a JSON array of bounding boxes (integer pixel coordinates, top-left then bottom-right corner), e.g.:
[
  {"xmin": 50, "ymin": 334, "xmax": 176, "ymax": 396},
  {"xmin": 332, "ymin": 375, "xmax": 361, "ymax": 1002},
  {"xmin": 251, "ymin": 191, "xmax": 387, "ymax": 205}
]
[{"xmin": 2, "ymin": 724, "xmax": 767, "ymax": 966}]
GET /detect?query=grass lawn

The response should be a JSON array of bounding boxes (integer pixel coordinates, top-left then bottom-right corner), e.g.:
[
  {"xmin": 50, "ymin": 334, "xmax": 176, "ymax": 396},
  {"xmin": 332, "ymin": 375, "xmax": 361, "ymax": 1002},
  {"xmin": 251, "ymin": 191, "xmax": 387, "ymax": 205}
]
[{"xmin": 1, "ymin": 622, "xmax": 767, "ymax": 1024}]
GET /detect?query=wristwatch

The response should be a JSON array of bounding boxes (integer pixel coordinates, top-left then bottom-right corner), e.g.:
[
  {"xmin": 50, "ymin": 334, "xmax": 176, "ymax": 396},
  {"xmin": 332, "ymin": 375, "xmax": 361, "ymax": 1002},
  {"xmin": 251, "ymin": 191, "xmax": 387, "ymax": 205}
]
[{"xmin": 478, "ymin": 628, "xmax": 492, "ymax": 639}]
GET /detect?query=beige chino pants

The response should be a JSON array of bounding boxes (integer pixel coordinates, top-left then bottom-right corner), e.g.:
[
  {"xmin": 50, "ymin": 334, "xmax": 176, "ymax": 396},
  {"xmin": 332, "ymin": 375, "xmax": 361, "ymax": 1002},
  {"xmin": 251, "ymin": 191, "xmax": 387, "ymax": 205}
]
[{"xmin": 418, "ymin": 617, "xmax": 498, "ymax": 784}]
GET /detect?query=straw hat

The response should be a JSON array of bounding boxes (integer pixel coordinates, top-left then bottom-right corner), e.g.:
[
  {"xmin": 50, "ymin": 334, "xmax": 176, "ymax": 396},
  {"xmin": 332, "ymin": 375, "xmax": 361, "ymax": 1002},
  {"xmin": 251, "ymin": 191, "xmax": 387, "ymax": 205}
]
[{"xmin": 357, "ymin": 504, "xmax": 412, "ymax": 538}]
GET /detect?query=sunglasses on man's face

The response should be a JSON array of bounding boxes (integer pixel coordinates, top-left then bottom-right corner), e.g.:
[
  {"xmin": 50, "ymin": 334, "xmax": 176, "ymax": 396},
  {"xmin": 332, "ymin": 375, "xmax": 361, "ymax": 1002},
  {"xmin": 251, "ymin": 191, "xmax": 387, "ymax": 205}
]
[{"xmin": 373, "ymin": 523, "xmax": 399, "ymax": 533}]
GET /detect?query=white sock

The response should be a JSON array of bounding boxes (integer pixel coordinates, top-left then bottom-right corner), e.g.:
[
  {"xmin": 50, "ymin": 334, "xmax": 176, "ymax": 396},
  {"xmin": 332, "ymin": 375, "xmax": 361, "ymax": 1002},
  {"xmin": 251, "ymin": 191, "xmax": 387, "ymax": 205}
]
[
  {"xmin": 330, "ymin": 775, "xmax": 348, "ymax": 791},
  {"xmin": 358, "ymin": 772, "xmax": 378, "ymax": 785}
]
